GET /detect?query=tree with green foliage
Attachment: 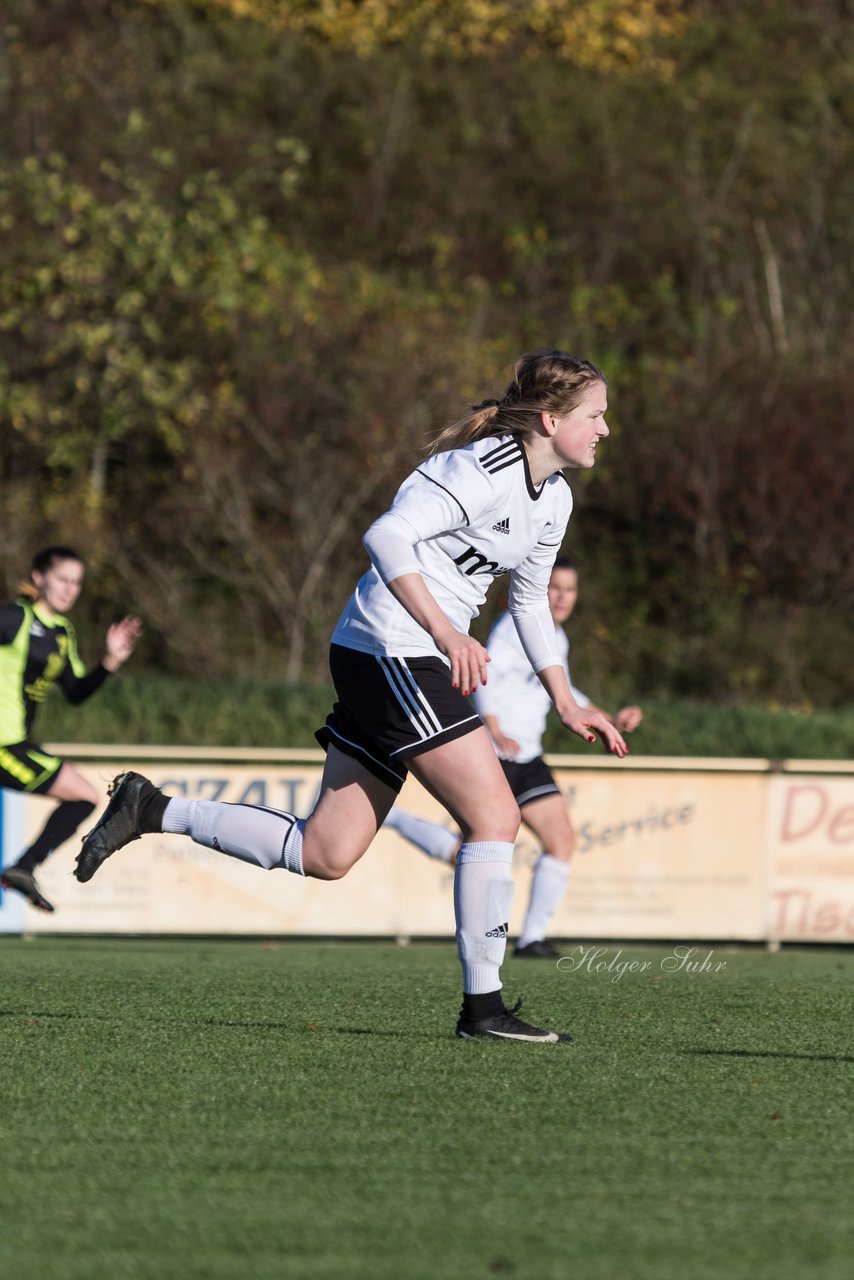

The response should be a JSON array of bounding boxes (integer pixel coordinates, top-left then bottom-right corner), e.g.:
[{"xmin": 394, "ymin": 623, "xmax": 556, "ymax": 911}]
[{"xmin": 1, "ymin": 0, "xmax": 850, "ymax": 706}]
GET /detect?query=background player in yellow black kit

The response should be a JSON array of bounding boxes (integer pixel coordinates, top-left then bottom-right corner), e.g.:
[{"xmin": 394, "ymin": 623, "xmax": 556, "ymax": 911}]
[{"xmin": 0, "ymin": 546, "xmax": 140, "ymax": 912}]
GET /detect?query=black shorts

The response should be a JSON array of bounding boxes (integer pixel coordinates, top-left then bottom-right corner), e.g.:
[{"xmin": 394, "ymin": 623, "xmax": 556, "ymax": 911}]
[
  {"xmin": 500, "ymin": 756, "xmax": 561, "ymax": 808},
  {"xmin": 0, "ymin": 741, "xmax": 63, "ymax": 794},
  {"xmin": 315, "ymin": 644, "xmax": 482, "ymax": 792}
]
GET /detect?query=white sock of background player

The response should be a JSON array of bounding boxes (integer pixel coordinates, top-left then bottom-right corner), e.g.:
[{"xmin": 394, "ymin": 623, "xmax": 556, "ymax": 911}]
[
  {"xmin": 517, "ymin": 853, "xmax": 570, "ymax": 948},
  {"xmin": 384, "ymin": 806, "xmax": 459, "ymax": 863}
]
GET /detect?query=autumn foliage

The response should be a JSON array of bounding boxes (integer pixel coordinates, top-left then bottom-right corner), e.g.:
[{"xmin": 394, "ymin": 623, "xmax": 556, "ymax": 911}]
[{"xmin": 0, "ymin": 0, "xmax": 850, "ymax": 704}]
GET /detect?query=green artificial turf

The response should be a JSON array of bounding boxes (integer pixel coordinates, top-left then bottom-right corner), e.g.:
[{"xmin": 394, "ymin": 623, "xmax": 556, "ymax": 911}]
[{"xmin": 1, "ymin": 939, "xmax": 852, "ymax": 1280}]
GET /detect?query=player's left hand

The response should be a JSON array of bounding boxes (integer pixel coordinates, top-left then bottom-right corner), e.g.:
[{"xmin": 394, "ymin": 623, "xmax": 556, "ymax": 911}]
[
  {"xmin": 103, "ymin": 616, "xmax": 143, "ymax": 670},
  {"xmin": 559, "ymin": 705, "xmax": 628, "ymax": 757},
  {"xmin": 615, "ymin": 706, "xmax": 643, "ymax": 733}
]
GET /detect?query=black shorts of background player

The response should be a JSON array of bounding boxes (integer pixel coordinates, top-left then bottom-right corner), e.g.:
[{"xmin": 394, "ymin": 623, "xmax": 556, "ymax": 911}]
[
  {"xmin": 0, "ymin": 546, "xmax": 141, "ymax": 912},
  {"xmin": 75, "ymin": 350, "xmax": 628, "ymax": 1044},
  {"xmin": 385, "ymin": 560, "xmax": 643, "ymax": 959}
]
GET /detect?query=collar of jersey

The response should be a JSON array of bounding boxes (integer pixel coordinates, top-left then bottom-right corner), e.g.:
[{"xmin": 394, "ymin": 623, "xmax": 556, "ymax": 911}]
[
  {"xmin": 517, "ymin": 439, "xmax": 547, "ymax": 502},
  {"xmin": 30, "ymin": 600, "xmax": 67, "ymax": 629}
]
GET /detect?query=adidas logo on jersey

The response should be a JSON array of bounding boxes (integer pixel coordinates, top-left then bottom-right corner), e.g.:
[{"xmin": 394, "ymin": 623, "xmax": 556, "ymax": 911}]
[
  {"xmin": 485, "ymin": 922, "xmax": 509, "ymax": 938},
  {"xmin": 492, "ymin": 517, "xmax": 511, "ymax": 534}
]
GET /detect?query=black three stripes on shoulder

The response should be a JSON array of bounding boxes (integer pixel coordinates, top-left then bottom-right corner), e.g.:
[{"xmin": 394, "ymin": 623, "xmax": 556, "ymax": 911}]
[
  {"xmin": 481, "ymin": 439, "xmax": 523, "ymax": 476},
  {"xmin": 416, "ymin": 440, "xmax": 523, "ymax": 523}
]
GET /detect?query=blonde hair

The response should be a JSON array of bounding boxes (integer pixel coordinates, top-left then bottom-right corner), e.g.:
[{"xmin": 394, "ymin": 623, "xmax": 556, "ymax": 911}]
[{"xmin": 430, "ymin": 349, "xmax": 606, "ymax": 454}]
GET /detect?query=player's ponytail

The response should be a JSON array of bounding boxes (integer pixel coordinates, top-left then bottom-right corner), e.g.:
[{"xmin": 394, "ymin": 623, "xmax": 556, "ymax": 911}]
[{"xmin": 429, "ymin": 349, "xmax": 605, "ymax": 454}]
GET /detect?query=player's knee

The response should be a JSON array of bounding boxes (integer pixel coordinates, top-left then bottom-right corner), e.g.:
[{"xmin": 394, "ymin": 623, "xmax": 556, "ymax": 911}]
[
  {"xmin": 549, "ymin": 830, "xmax": 575, "ymax": 861},
  {"xmin": 554, "ymin": 820, "xmax": 576, "ymax": 861},
  {"xmin": 461, "ymin": 798, "xmax": 520, "ymax": 844},
  {"xmin": 310, "ymin": 860, "xmax": 351, "ymax": 882},
  {"xmin": 302, "ymin": 845, "xmax": 362, "ymax": 881},
  {"xmin": 500, "ymin": 799, "xmax": 522, "ymax": 841}
]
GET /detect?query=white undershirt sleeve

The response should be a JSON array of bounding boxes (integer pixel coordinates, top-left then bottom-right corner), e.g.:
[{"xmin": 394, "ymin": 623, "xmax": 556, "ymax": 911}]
[
  {"xmin": 362, "ymin": 465, "xmax": 477, "ymax": 585},
  {"xmin": 362, "ymin": 511, "xmax": 422, "ymax": 585},
  {"xmin": 507, "ymin": 524, "xmax": 569, "ymax": 673},
  {"xmin": 510, "ymin": 605, "xmax": 562, "ymax": 674}
]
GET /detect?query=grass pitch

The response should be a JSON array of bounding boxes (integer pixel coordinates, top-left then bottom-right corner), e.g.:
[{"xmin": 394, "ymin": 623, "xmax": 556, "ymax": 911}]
[{"xmin": 1, "ymin": 938, "xmax": 852, "ymax": 1280}]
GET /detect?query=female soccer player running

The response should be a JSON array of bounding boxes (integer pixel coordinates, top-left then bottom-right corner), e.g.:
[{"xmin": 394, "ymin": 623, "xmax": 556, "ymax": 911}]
[
  {"xmin": 75, "ymin": 350, "xmax": 627, "ymax": 1042},
  {"xmin": 0, "ymin": 546, "xmax": 141, "ymax": 912}
]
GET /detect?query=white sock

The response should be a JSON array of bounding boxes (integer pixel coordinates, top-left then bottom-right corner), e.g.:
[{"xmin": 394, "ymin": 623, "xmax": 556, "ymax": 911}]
[
  {"xmin": 163, "ymin": 798, "xmax": 304, "ymax": 875},
  {"xmin": 454, "ymin": 841, "xmax": 515, "ymax": 994},
  {"xmin": 517, "ymin": 854, "xmax": 570, "ymax": 948},
  {"xmin": 384, "ymin": 807, "xmax": 459, "ymax": 863}
]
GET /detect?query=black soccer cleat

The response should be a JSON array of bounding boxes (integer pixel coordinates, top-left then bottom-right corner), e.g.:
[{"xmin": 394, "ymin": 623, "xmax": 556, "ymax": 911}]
[
  {"xmin": 513, "ymin": 939, "xmax": 563, "ymax": 960},
  {"xmin": 455, "ymin": 997, "xmax": 574, "ymax": 1044},
  {"xmin": 0, "ymin": 866, "xmax": 55, "ymax": 912},
  {"xmin": 75, "ymin": 771, "xmax": 161, "ymax": 883}
]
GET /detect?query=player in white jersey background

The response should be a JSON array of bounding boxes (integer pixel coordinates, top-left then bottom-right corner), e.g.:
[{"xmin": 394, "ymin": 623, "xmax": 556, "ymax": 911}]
[
  {"xmin": 75, "ymin": 350, "xmax": 628, "ymax": 1044},
  {"xmin": 385, "ymin": 558, "xmax": 643, "ymax": 957}
]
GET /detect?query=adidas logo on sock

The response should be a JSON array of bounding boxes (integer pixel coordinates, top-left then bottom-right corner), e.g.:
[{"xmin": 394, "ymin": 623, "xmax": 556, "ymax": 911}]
[
  {"xmin": 491, "ymin": 517, "xmax": 510, "ymax": 534},
  {"xmin": 486, "ymin": 922, "xmax": 509, "ymax": 938}
]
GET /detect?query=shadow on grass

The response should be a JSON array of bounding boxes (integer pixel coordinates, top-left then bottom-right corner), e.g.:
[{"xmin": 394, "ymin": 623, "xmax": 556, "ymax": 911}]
[
  {"xmin": 202, "ymin": 1020, "xmax": 412, "ymax": 1037},
  {"xmin": 0, "ymin": 1009, "xmax": 428, "ymax": 1037},
  {"xmin": 684, "ymin": 1047, "xmax": 854, "ymax": 1064}
]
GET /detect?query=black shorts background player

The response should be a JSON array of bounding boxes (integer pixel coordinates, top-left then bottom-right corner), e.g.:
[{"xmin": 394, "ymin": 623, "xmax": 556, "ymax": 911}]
[
  {"xmin": 0, "ymin": 546, "xmax": 141, "ymax": 912},
  {"xmin": 75, "ymin": 350, "xmax": 628, "ymax": 1044},
  {"xmin": 385, "ymin": 559, "xmax": 643, "ymax": 958}
]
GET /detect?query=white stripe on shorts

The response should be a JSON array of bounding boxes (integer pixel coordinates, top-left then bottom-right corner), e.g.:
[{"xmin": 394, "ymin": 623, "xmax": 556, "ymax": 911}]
[
  {"xmin": 515, "ymin": 783, "xmax": 561, "ymax": 807},
  {"xmin": 323, "ymin": 724, "xmax": 406, "ymax": 787},
  {"xmin": 388, "ymin": 713, "xmax": 481, "ymax": 757},
  {"xmin": 379, "ymin": 657, "xmax": 443, "ymax": 740}
]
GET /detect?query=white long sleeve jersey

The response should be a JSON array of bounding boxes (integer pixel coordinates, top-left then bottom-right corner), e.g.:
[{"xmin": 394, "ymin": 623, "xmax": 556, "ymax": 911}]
[
  {"xmin": 473, "ymin": 611, "xmax": 589, "ymax": 763},
  {"xmin": 332, "ymin": 435, "xmax": 573, "ymax": 663}
]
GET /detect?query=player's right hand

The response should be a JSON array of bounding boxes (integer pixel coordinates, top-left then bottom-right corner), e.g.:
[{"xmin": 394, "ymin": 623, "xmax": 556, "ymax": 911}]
[{"xmin": 436, "ymin": 626, "xmax": 491, "ymax": 697}]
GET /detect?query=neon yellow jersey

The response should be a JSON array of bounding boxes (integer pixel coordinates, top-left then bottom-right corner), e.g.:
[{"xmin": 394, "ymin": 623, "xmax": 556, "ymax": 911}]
[{"xmin": 0, "ymin": 599, "xmax": 106, "ymax": 744}]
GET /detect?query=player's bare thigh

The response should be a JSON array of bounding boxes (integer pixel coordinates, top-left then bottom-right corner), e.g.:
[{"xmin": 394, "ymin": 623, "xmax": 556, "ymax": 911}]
[
  {"xmin": 47, "ymin": 762, "xmax": 99, "ymax": 805},
  {"xmin": 301, "ymin": 729, "xmax": 520, "ymax": 879},
  {"xmin": 301, "ymin": 745, "xmax": 398, "ymax": 880},
  {"xmin": 519, "ymin": 791, "xmax": 575, "ymax": 862},
  {"xmin": 409, "ymin": 726, "xmax": 520, "ymax": 844}
]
